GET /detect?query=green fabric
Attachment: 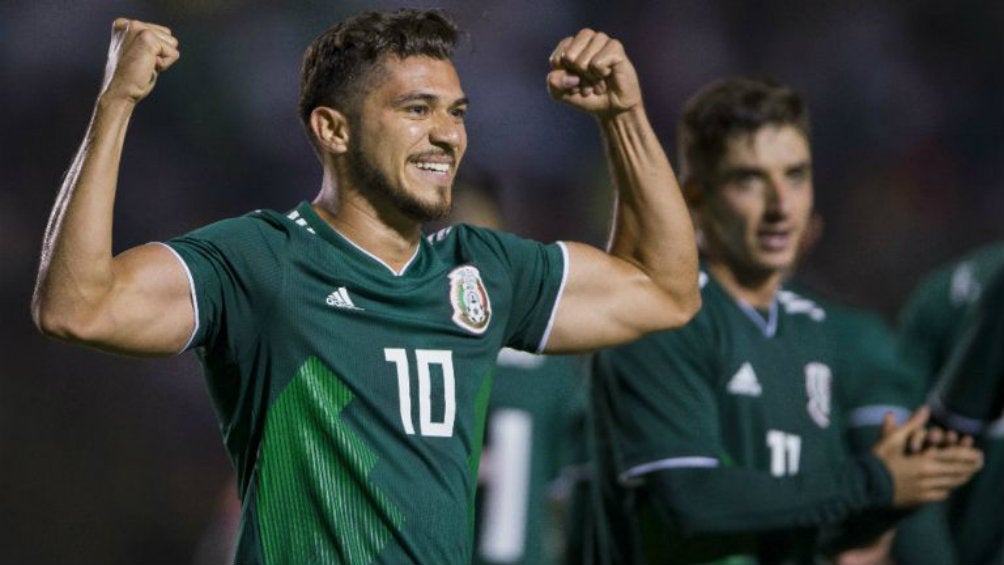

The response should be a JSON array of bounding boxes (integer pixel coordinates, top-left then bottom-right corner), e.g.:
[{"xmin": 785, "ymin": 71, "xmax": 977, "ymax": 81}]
[
  {"xmin": 590, "ymin": 272, "xmax": 891, "ymax": 565},
  {"xmin": 166, "ymin": 202, "xmax": 566, "ymax": 564},
  {"xmin": 473, "ymin": 351, "xmax": 584, "ymax": 565},
  {"xmin": 257, "ymin": 357, "xmax": 405, "ymax": 565},
  {"xmin": 787, "ymin": 289, "xmax": 923, "ymax": 452},
  {"xmin": 894, "ymin": 243, "xmax": 1004, "ymax": 565},
  {"xmin": 929, "ymin": 263, "xmax": 1004, "ymax": 427}
]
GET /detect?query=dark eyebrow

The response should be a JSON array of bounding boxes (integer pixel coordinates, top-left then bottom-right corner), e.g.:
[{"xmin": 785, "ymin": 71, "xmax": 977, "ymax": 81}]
[
  {"xmin": 723, "ymin": 166, "xmax": 765, "ymax": 178},
  {"xmin": 393, "ymin": 92, "xmax": 469, "ymax": 108}
]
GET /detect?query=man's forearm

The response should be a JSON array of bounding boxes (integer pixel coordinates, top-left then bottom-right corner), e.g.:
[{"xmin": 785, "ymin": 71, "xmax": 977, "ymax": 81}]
[
  {"xmin": 644, "ymin": 455, "xmax": 893, "ymax": 535},
  {"xmin": 599, "ymin": 106, "xmax": 699, "ymax": 310},
  {"xmin": 33, "ymin": 95, "xmax": 136, "ymax": 332}
]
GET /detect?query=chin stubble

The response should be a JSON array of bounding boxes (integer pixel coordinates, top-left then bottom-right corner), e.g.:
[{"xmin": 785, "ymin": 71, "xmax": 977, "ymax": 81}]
[{"xmin": 347, "ymin": 139, "xmax": 452, "ymax": 222}]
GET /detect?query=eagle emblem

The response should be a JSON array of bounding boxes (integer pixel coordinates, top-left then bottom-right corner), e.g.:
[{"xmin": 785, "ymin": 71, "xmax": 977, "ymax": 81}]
[{"xmin": 448, "ymin": 265, "xmax": 492, "ymax": 334}]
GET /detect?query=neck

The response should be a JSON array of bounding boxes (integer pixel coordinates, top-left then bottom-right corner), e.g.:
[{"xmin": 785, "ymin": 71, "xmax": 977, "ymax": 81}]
[
  {"xmin": 313, "ymin": 169, "xmax": 423, "ymax": 274},
  {"xmin": 705, "ymin": 259, "xmax": 785, "ymax": 308}
]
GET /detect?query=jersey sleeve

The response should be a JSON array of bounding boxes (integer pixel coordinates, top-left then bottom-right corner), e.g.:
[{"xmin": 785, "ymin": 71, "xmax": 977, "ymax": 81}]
[
  {"xmin": 592, "ymin": 318, "xmax": 722, "ymax": 479},
  {"xmin": 642, "ymin": 455, "xmax": 893, "ymax": 536},
  {"xmin": 162, "ymin": 214, "xmax": 285, "ymax": 352},
  {"xmin": 466, "ymin": 227, "xmax": 567, "ymax": 353}
]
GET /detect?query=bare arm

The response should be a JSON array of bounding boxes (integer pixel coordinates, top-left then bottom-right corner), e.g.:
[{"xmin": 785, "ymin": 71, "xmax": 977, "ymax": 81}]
[
  {"xmin": 31, "ymin": 19, "xmax": 191, "ymax": 356},
  {"xmin": 541, "ymin": 30, "xmax": 700, "ymax": 353}
]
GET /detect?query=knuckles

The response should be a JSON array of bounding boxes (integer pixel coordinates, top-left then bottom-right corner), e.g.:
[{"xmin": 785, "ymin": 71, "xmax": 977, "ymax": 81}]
[{"xmin": 137, "ymin": 29, "xmax": 160, "ymax": 46}]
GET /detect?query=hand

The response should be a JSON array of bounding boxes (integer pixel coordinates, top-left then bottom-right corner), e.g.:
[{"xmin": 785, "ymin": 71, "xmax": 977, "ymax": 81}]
[
  {"xmin": 906, "ymin": 422, "xmax": 974, "ymax": 454},
  {"xmin": 100, "ymin": 18, "xmax": 180, "ymax": 104},
  {"xmin": 546, "ymin": 29, "xmax": 641, "ymax": 117},
  {"xmin": 873, "ymin": 407, "xmax": 983, "ymax": 507}
]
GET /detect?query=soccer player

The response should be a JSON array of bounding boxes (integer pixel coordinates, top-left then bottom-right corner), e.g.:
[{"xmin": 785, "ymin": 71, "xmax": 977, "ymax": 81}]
[
  {"xmin": 31, "ymin": 11, "xmax": 702, "ymax": 565},
  {"xmin": 894, "ymin": 244, "xmax": 1004, "ymax": 565},
  {"xmin": 589, "ymin": 77, "xmax": 984, "ymax": 565}
]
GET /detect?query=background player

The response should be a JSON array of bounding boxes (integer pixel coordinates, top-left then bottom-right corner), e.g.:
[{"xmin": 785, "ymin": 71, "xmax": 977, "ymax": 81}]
[
  {"xmin": 894, "ymin": 243, "xmax": 1004, "ymax": 565},
  {"xmin": 475, "ymin": 348, "xmax": 585, "ymax": 565},
  {"xmin": 589, "ymin": 77, "xmax": 984, "ymax": 565},
  {"xmin": 31, "ymin": 10, "xmax": 700, "ymax": 565},
  {"xmin": 444, "ymin": 177, "xmax": 587, "ymax": 565}
]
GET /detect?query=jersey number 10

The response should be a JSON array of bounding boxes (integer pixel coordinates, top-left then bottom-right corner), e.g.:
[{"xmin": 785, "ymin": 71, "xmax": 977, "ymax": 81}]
[{"xmin": 384, "ymin": 348, "xmax": 456, "ymax": 437}]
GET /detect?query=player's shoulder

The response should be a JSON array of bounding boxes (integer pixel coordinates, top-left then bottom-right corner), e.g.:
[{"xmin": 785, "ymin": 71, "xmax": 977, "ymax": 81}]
[
  {"xmin": 798, "ymin": 289, "xmax": 895, "ymax": 346},
  {"xmin": 907, "ymin": 241, "xmax": 1004, "ymax": 313},
  {"xmin": 427, "ymin": 223, "xmax": 532, "ymax": 248},
  {"xmin": 178, "ymin": 207, "xmax": 298, "ymax": 246},
  {"xmin": 425, "ymin": 223, "xmax": 556, "ymax": 266},
  {"xmin": 775, "ymin": 286, "xmax": 829, "ymax": 325},
  {"xmin": 789, "ymin": 285, "xmax": 887, "ymax": 328}
]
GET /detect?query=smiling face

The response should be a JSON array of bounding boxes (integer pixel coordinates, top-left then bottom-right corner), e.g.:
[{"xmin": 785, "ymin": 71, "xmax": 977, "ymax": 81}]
[
  {"xmin": 697, "ymin": 124, "xmax": 813, "ymax": 282},
  {"xmin": 346, "ymin": 55, "xmax": 468, "ymax": 222}
]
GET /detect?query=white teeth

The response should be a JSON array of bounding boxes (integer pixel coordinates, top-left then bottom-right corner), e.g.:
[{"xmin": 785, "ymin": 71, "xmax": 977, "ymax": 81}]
[{"xmin": 415, "ymin": 162, "xmax": 450, "ymax": 173}]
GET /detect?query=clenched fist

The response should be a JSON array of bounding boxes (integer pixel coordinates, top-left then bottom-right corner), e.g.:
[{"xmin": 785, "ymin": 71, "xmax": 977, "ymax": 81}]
[
  {"xmin": 100, "ymin": 18, "xmax": 180, "ymax": 104},
  {"xmin": 546, "ymin": 29, "xmax": 641, "ymax": 117}
]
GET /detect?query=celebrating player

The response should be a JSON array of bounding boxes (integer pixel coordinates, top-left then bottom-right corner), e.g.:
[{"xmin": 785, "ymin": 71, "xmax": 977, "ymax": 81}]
[
  {"xmin": 31, "ymin": 10, "xmax": 700, "ymax": 565},
  {"xmin": 588, "ymin": 77, "xmax": 984, "ymax": 565}
]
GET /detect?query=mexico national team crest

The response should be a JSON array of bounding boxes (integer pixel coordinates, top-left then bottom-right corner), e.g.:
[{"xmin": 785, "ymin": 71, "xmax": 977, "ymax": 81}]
[
  {"xmin": 804, "ymin": 362, "xmax": 832, "ymax": 428},
  {"xmin": 448, "ymin": 265, "xmax": 492, "ymax": 335}
]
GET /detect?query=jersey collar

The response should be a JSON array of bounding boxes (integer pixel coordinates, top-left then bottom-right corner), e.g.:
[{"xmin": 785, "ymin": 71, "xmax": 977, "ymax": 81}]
[
  {"xmin": 702, "ymin": 269, "xmax": 780, "ymax": 338},
  {"xmin": 293, "ymin": 202, "xmax": 424, "ymax": 277},
  {"xmin": 734, "ymin": 298, "xmax": 779, "ymax": 338}
]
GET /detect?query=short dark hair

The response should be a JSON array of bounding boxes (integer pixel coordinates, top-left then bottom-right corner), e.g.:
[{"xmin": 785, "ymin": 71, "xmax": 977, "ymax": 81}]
[
  {"xmin": 298, "ymin": 9, "xmax": 459, "ymax": 136},
  {"xmin": 677, "ymin": 77, "xmax": 810, "ymax": 186}
]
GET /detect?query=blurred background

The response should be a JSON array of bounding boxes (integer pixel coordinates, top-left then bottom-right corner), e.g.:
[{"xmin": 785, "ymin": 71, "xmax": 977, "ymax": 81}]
[{"xmin": 2, "ymin": 1, "xmax": 1001, "ymax": 563}]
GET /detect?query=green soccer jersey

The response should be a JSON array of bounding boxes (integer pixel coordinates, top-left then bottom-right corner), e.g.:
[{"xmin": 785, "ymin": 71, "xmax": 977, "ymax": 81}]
[
  {"xmin": 894, "ymin": 243, "xmax": 1004, "ymax": 565},
  {"xmin": 473, "ymin": 349, "xmax": 584, "ymax": 565},
  {"xmin": 899, "ymin": 243, "xmax": 1004, "ymax": 392},
  {"xmin": 794, "ymin": 293, "xmax": 925, "ymax": 555},
  {"xmin": 802, "ymin": 293, "xmax": 923, "ymax": 453},
  {"xmin": 590, "ymin": 272, "xmax": 892, "ymax": 565},
  {"xmin": 163, "ymin": 202, "xmax": 568, "ymax": 565}
]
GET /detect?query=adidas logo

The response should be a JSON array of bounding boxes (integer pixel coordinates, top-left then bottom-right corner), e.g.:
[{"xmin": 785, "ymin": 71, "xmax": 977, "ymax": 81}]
[
  {"xmin": 727, "ymin": 362, "xmax": 762, "ymax": 397},
  {"xmin": 326, "ymin": 287, "xmax": 364, "ymax": 311}
]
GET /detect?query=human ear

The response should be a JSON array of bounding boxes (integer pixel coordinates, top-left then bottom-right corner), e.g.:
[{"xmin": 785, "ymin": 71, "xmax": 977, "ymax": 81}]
[{"xmin": 310, "ymin": 107, "xmax": 350, "ymax": 154}]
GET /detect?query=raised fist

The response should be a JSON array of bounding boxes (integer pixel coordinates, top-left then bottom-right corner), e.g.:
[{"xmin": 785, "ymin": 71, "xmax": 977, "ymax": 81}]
[
  {"xmin": 100, "ymin": 18, "xmax": 180, "ymax": 104},
  {"xmin": 546, "ymin": 29, "xmax": 641, "ymax": 117}
]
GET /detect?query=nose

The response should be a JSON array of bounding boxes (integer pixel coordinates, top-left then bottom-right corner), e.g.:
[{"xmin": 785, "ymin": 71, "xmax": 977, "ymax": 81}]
[
  {"xmin": 764, "ymin": 177, "xmax": 791, "ymax": 217},
  {"xmin": 429, "ymin": 112, "xmax": 464, "ymax": 154}
]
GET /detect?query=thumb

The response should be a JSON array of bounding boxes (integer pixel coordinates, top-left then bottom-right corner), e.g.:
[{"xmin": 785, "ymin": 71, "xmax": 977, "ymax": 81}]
[{"xmin": 547, "ymin": 70, "xmax": 580, "ymax": 92}]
